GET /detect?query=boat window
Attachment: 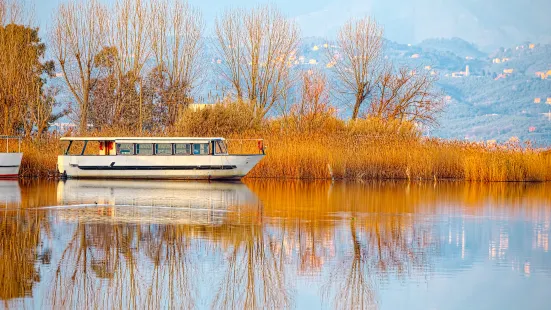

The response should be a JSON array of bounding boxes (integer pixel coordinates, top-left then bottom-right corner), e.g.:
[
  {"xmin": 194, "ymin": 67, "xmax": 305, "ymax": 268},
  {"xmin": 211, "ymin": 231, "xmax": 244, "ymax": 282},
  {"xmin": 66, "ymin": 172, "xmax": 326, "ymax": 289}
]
[
  {"xmin": 193, "ymin": 143, "xmax": 209, "ymax": 155},
  {"xmin": 155, "ymin": 143, "xmax": 173, "ymax": 155},
  {"xmin": 214, "ymin": 140, "xmax": 228, "ymax": 154},
  {"xmin": 136, "ymin": 143, "xmax": 154, "ymax": 155},
  {"xmin": 117, "ymin": 143, "xmax": 134, "ymax": 155},
  {"xmin": 174, "ymin": 143, "xmax": 191, "ymax": 155}
]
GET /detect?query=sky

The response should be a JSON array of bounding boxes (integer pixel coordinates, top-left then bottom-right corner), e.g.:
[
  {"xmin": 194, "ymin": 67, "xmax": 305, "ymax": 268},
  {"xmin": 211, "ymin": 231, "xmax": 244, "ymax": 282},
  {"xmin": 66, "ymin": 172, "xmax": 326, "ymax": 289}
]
[{"xmin": 33, "ymin": 0, "xmax": 551, "ymax": 51}]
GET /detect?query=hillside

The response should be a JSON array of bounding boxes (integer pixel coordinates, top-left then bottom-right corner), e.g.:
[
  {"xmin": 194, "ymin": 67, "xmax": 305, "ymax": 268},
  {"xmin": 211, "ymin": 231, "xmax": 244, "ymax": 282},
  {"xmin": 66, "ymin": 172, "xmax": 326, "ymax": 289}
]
[{"xmin": 275, "ymin": 38, "xmax": 551, "ymax": 145}]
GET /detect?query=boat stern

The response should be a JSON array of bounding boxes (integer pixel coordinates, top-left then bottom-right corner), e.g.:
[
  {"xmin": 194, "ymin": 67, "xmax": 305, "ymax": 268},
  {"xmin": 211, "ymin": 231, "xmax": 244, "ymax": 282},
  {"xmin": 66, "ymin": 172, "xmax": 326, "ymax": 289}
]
[{"xmin": 0, "ymin": 153, "xmax": 22, "ymax": 177}]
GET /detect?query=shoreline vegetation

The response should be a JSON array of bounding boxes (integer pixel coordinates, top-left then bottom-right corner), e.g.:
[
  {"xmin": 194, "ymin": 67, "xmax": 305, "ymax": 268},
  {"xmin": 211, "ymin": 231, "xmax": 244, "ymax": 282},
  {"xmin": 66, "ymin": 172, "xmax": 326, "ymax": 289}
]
[
  {"xmin": 17, "ymin": 113, "xmax": 551, "ymax": 182},
  {"xmin": 1, "ymin": 0, "xmax": 550, "ymax": 182}
]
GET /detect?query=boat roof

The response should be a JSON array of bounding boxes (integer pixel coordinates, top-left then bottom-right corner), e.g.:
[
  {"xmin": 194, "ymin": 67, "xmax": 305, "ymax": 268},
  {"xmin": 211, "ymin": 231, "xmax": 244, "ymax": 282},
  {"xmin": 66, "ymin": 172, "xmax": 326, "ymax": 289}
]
[{"xmin": 60, "ymin": 137, "xmax": 225, "ymax": 142}]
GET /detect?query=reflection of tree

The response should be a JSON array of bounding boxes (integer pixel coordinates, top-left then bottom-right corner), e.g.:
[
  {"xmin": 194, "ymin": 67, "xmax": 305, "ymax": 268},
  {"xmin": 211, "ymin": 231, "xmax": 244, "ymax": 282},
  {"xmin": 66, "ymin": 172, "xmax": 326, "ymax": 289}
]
[
  {"xmin": 0, "ymin": 181, "xmax": 55, "ymax": 305},
  {"xmin": 141, "ymin": 225, "xmax": 195, "ymax": 309},
  {"xmin": 322, "ymin": 215, "xmax": 436, "ymax": 310},
  {"xmin": 5, "ymin": 179, "xmax": 551, "ymax": 308},
  {"xmin": 49, "ymin": 222, "xmax": 198, "ymax": 309},
  {"xmin": 211, "ymin": 222, "xmax": 291, "ymax": 310},
  {"xmin": 0, "ymin": 212, "xmax": 47, "ymax": 302}
]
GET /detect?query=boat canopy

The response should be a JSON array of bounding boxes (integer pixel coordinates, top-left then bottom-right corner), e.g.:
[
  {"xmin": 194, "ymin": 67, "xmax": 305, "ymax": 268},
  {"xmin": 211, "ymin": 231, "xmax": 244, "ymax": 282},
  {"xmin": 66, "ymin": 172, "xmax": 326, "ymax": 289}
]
[{"xmin": 60, "ymin": 137, "xmax": 225, "ymax": 144}]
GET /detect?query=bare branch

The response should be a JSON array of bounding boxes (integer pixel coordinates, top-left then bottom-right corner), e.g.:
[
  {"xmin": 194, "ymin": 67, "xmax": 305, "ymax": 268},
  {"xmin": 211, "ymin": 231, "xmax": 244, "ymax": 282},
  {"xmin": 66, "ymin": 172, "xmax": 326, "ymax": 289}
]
[{"xmin": 214, "ymin": 5, "xmax": 299, "ymax": 119}]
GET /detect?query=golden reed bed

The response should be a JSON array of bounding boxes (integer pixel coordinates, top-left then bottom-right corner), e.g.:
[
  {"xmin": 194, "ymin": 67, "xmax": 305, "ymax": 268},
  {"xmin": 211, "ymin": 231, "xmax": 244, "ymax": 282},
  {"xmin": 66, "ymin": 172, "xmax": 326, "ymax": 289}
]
[{"xmin": 14, "ymin": 119, "xmax": 551, "ymax": 182}]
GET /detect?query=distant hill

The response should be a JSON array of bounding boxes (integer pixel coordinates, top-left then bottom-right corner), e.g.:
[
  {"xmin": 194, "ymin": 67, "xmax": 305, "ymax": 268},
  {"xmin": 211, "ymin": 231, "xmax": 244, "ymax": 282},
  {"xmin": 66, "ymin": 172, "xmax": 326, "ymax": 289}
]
[
  {"xmin": 418, "ymin": 38, "xmax": 486, "ymax": 59},
  {"xmin": 289, "ymin": 37, "xmax": 551, "ymax": 145}
]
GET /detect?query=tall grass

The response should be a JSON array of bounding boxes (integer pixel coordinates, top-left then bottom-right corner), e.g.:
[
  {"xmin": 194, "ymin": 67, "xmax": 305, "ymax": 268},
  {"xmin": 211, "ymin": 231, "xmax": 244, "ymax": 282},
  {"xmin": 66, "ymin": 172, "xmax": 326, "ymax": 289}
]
[
  {"xmin": 246, "ymin": 133, "xmax": 551, "ymax": 181},
  {"xmin": 15, "ymin": 112, "xmax": 551, "ymax": 182}
]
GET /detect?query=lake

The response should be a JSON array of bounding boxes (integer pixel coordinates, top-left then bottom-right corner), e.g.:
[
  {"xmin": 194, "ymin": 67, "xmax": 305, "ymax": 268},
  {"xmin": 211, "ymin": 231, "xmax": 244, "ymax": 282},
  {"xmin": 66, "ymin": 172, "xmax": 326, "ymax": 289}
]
[{"xmin": 0, "ymin": 179, "xmax": 550, "ymax": 309}]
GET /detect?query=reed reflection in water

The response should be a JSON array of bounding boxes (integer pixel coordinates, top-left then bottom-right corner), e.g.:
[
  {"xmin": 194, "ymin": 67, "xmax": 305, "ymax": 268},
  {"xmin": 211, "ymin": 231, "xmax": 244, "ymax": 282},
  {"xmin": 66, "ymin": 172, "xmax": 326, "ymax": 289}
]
[{"xmin": 0, "ymin": 180, "xmax": 550, "ymax": 309}]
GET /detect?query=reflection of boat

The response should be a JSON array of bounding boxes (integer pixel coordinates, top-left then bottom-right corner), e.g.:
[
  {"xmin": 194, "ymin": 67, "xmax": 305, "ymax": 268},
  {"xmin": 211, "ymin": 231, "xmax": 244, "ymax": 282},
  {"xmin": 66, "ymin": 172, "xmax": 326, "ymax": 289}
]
[
  {"xmin": 57, "ymin": 137, "xmax": 265, "ymax": 180},
  {"xmin": 0, "ymin": 136, "xmax": 22, "ymax": 178},
  {"xmin": 0, "ymin": 180, "xmax": 21, "ymax": 207},
  {"xmin": 54, "ymin": 180, "xmax": 260, "ymax": 224}
]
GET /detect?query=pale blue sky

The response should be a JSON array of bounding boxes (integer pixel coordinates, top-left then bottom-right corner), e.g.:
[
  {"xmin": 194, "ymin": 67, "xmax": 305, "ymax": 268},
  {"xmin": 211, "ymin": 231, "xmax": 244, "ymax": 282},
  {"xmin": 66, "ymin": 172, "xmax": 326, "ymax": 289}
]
[{"xmin": 33, "ymin": 0, "xmax": 551, "ymax": 50}]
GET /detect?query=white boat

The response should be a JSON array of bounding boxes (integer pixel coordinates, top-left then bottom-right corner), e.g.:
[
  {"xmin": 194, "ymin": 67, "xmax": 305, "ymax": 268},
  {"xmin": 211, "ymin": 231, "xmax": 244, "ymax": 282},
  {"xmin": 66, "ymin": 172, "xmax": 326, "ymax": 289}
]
[
  {"xmin": 0, "ymin": 136, "xmax": 22, "ymax": 178},
  {"xmin": 57, "ymin": 137, "xmax": 265, "ymax": 180}
]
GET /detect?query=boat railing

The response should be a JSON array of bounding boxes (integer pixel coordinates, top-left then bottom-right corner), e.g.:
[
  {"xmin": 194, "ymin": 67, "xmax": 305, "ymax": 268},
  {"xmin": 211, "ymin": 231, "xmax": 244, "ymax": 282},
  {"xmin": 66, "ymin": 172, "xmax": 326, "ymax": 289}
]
[
  {"xmin": 225, "ymin": 139, "xmax": 265, "ymax": 155},
  {"xmin": 0, "ymin": 136, "xmax": 22, "ymax": 153}
]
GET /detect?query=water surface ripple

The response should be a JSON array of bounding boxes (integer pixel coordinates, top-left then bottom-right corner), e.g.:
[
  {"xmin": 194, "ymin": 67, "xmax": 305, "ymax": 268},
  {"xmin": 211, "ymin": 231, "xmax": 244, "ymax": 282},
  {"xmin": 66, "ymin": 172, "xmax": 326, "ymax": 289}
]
[{"xmin": 0, "ymin": 180, "xmax": 549, "ymax": 309}]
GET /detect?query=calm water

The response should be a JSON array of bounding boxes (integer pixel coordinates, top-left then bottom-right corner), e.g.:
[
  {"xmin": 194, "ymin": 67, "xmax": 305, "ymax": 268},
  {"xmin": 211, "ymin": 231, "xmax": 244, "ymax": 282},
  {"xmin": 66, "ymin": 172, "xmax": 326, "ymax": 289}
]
[{"xmin": 0, "ymin": 180, "xmax": 550, "ymax": 309}]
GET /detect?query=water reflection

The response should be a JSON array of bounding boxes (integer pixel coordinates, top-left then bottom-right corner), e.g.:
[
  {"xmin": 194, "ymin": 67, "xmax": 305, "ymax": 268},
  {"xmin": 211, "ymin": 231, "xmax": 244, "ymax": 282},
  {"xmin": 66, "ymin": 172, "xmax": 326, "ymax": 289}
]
[
  {"xmin": 0, "ymin": 180, "xmax": 549, "ymax": 309},
  {"xmin": 0, "ymin": 181, "xmax": 20, "ymax": 208},
  {"xmin": 55, "ymin": 180, "xmax": 260, "ymax": 225}
]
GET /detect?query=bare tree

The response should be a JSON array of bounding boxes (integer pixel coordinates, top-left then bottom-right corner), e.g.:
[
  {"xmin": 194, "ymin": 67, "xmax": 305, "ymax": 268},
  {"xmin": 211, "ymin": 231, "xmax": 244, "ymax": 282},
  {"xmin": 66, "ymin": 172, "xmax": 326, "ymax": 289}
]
[
  {"xmin": 368, "ymin": 66, "xmax": 443, "ymax": 126},
  {"xmin": 0, "ymin": 0, "xmax": 20, "ymax": 24},
  {"xmin": 290, "ymin": 69, "xmax": 334, "ymax": 132},
  {"xmin": 51, "ymin": 0, "xmax": 108, "ymax": 133},
  {"xmin": 215, "ymin": 5, "xmax": 299, "ymax": 119},
  {"xmin": 149, "ymin": 0, "xmax": 204, "ymax": 127},
  {"xmin": 330, "ymin": 16, "xmax": 383, "ymax": 120},
  {"xmin": 108, "ymin": 0, "xmax": 150, "ymax": 131}
]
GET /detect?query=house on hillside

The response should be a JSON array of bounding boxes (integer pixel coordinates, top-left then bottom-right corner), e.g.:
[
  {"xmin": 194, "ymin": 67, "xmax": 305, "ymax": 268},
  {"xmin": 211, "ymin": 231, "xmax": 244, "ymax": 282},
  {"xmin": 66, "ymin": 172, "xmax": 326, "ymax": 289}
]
[
  {"xmin": 411, "ymin": 54, "xmax": 420, "ymax": 59},
  {"xmin": 535, "ymin": 72, "xmax": 547, "ymax": 79},
  {"xmin": 547, "ymin": 98, "xmax": 551, "ymax": 104},
  {"xmin": 452, "ymin": 65, "xmax": 470, "ymax": 78},
  {"xmin": 534, "ymin": 98, "xmax": 541, "ymax": 104},
  {"xmin": 503, "ymin": 69, "xmax": 514, "ymax": 75}
]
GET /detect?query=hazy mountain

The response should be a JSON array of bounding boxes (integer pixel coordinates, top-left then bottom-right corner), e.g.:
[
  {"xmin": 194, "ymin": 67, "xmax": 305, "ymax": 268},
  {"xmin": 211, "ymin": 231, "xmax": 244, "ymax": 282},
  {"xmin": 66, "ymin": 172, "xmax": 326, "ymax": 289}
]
[
  {"xmin": 34, "ymin": 0, "xmax": 551, "ymax": 51},
  {"xmin": 295, "ymin": 0, "xmax": 551, "ymax": 51},
  {"xmin": 418, "ymin": 38, "xmax": 486, "ymax": 59}
]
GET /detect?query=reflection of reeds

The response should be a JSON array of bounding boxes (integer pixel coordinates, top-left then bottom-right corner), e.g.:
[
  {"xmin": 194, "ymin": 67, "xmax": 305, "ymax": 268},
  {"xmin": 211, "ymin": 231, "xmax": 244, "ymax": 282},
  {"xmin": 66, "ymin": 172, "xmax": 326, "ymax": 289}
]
[
  {"xmin": 211, "ymin": 223, "xmax": 291, "ymax": 310},
  {"xmin": 1, "ymin": 180, "xmax": 550, "ymax": 308},
  {"xmin": 0, "ymin": 211, "xmax": 47, "ymax": 302}
]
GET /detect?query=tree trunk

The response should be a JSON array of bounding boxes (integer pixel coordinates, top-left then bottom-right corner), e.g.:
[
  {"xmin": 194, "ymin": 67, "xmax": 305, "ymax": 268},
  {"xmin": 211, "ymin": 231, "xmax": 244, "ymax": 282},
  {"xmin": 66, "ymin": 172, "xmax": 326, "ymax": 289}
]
[
  {"xmin": 80, "ymin": 97, "xmax": 88, "ymax": 134},
  {"xmin": 351, "ymin": 97, "xmax": 362, "ymax": 120}
]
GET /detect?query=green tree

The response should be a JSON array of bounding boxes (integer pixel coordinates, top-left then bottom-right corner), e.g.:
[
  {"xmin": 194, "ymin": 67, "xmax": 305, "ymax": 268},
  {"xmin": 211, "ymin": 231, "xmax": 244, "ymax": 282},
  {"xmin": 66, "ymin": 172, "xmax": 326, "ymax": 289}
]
[{"xmin": 0, "ymin": 23, "xmax": 63, "ymax": 136}]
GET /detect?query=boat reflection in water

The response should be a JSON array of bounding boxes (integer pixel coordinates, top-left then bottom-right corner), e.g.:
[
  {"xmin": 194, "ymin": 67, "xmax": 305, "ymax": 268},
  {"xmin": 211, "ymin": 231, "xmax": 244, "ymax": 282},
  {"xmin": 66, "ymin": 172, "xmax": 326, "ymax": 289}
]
[
  {"xmin": 0, "ymin": 180, "xmax": 20, "ymax": 208},
  {"xmin": 0, "ymin": 181, "xmax": 550, "ymax": 309},
  {"xmin": 55, "ymin": 180, "xmax": 261, "ymax": 225}
]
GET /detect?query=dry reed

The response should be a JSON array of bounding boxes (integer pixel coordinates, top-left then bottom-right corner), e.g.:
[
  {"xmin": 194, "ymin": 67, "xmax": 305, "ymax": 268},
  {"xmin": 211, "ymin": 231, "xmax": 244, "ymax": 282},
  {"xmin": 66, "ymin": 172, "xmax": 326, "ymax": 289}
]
[{"xmin": 14, "ymin": 116, "xmax": 551, "ymax": 182}]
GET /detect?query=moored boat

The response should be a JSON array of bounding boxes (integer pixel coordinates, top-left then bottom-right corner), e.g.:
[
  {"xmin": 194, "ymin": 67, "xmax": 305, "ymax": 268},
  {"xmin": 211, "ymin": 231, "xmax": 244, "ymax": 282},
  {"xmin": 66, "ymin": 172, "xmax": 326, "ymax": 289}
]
[
  {"xmin": 57, "ymin": 137, "xmax": 265, "ymax": 180},
  {"xmin": 0, "ymin": 136, "xmax": 22, "ymax": 178}
]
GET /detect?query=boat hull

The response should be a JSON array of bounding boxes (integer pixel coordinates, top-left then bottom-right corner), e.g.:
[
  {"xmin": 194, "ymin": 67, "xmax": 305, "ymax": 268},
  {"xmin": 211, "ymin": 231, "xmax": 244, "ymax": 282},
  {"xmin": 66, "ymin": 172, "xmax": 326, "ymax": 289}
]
[
  {"xmin": 0, "ymin": 153, "xmax": 22, "ymax": 178},
  {"xmin": 57, "ymin": 154, "xmax": 264, "ymax": 180}
]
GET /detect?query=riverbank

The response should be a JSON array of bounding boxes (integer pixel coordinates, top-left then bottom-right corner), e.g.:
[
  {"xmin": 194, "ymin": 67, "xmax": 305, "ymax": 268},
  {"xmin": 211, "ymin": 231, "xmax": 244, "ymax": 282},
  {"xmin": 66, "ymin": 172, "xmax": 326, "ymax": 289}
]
[{"xmin": 15, "ymin": 125, "xmax": 551, "ymax": 182}]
